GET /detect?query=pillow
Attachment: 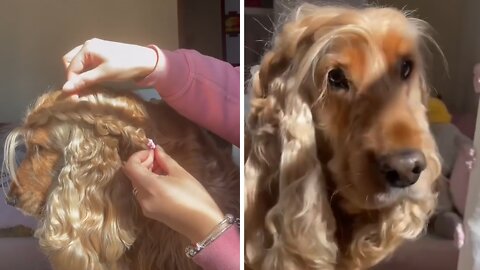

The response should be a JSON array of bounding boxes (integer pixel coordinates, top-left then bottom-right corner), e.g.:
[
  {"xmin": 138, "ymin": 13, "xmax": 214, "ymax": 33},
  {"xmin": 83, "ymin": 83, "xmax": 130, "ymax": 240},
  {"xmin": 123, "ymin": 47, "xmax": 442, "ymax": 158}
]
[
  {"xmin": 428, "ymin": 97, "xmax": 452, "ymax": 124},
  {"xmin": 430, "ymin": 123, "xmax": 471, "ymax": 176}
]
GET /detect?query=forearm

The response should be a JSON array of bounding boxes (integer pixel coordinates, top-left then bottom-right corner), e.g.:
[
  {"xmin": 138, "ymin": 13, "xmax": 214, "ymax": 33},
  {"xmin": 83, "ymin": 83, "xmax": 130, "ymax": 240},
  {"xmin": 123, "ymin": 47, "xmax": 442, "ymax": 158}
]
[{"xmin": 137, "ymin": 46, "xmax": 240, "ymax": 147}]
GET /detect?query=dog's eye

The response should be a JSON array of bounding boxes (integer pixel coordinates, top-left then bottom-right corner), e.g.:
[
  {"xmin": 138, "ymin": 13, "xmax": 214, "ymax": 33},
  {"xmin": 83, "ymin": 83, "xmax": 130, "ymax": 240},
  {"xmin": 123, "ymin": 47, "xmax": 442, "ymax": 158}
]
[
  {"xmin": 327, "ymin": 68, "xmax": 349, "ymax": 90},
  {"xmin": 400, "ymin": 59, "xmax": 414, "ymax": 80}
]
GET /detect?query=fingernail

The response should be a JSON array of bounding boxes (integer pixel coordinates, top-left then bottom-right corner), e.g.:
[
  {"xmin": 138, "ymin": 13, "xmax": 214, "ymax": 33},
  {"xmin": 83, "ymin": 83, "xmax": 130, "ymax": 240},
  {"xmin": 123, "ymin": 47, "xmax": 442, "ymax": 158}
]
[
  {"xmin": 63, "ymin": 80, "xmax": 75, "ymax": 91},
  {"xmin": 146, "ymin": 138, "xmax": 156, "ymax": 149}
]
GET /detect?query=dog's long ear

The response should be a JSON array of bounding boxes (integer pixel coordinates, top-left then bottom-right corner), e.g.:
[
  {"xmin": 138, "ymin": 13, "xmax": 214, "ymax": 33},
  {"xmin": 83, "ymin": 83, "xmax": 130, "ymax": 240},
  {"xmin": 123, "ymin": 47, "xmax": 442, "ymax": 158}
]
[
  {"xmin": 246, "ymin": 74, "xmax": 338, "ymax": 270},
  {"xmin": 35, "ymin": 119, "xmax": 148, "ymax": 270},
  {"xmin": 245, "ymin": 6, "xmax": 342, "ymax": 269}
]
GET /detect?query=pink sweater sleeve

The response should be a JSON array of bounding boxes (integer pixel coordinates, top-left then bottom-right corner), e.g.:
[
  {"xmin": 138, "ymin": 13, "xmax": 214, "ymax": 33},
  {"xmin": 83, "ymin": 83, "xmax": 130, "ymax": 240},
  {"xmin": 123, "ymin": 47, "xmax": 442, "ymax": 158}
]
[
  {"xmin": 192, "ymin": 226, "xmax": 240, "ymax": 270},
  {"xmin": 137, "ymin": 47, "xmax": 240, "ymax": 269},
  {"xmin": 137, "ymin": 46, "xmax": 240, "ymax": 147}
]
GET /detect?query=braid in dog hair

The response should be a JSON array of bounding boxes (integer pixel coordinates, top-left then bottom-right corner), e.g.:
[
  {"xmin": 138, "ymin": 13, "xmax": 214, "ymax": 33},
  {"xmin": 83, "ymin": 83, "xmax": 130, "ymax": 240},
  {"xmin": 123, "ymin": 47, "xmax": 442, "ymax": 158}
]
[{"xmin": 25, "ymin": 98, "xmax": 151, "ymax": 154}]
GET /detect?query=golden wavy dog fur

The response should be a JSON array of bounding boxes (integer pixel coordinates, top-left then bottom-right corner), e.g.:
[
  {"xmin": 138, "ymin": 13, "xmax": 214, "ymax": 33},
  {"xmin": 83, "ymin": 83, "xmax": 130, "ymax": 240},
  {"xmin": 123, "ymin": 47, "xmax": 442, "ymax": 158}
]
[
  {"xmin": 3, "ymin": 88, "xmax": 239, "ymax": 270},
  {"xmin": 245, "ymin": 4, "xmax": 442, "ymax": 270}
]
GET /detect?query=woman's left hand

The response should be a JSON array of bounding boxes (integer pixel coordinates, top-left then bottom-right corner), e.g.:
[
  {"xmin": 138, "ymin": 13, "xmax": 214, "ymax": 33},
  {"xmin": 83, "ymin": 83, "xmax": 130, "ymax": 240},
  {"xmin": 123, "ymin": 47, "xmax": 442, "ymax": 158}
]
[
  {"xmin": 122, "ymin": 146, "xmax": 224, "ymax": 243},
  {"xmin": 62, "ymin": 38, "xmax": 158, "ymax": 92}
]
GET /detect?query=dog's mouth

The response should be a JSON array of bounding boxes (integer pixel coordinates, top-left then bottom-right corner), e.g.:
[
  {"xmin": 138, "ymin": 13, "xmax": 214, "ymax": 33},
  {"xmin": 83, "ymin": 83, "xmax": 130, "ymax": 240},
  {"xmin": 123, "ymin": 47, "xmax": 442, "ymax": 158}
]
[
  {"xmin": 5, "ymin": 194, "xmax": 17, "ymax": 207},
  {"xmin": 341, "ymin": 148, "xmax": 431, "ymax": 209},
  {"xmin": 363, "ymin": 181, "xmax": 434, "ymax": 209},
  {"xmin": 371, "ymin": 187, "xmax": 415, "ymax": 208},
  {"xmin": 1, "ymin": 178, "xmax": 16, "ymax": 207},
  {"xmin": 329, "ymin": 168, "xmax": 431, "ymax": 210}
]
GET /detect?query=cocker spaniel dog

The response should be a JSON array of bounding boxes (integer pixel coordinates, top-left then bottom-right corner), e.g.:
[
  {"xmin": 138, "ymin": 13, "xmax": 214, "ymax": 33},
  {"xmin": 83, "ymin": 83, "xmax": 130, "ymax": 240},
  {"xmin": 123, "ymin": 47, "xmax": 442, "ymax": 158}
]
[
  {"xmin": 3, "ymin": 88, "xmax": 239, "ymax": 270},
  {"xmin": 245, "ymin": 4, "xmax": 442, "ymax": 270}
]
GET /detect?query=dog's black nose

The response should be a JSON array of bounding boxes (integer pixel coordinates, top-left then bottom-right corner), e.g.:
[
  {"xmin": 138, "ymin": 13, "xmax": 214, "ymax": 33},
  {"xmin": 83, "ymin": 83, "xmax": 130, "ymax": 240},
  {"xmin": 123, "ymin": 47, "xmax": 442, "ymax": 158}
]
[
  {"xmin": 378, "ymin": 150, "xmax": 426, "ymax": 188},
  {"xmin": 5, "ymin": 195, "xmax": 17, "ymax": 207}
]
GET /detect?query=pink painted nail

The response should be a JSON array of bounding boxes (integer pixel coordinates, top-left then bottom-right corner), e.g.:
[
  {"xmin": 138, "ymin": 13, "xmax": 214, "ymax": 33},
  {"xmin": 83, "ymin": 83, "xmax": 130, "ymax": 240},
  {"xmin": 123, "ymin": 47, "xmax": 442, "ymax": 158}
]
[{"xmin": 147, "ymin": 138, "xmax": 156, "ymax": 150}]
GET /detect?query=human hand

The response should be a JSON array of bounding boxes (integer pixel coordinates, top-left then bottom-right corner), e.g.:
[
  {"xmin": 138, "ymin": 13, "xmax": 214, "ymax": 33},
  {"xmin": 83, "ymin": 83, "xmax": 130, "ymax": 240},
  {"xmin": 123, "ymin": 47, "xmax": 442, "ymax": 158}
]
[
  {"xmin": 62, "ymin": 38, "xmax": 160, "ymax": 92},
  {"xmin": 122, "ymin": 146, "xmax": 224, "ymax": 243}
]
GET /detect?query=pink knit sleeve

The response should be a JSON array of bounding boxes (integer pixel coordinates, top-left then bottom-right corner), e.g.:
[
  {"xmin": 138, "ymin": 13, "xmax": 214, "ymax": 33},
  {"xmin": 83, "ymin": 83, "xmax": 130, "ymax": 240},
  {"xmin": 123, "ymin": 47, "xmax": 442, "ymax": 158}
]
[
  {"xmin": 192, "ymin": 226, "xmax": 240, "ymax": 270},
  {"xmin": 137, "ymin": 46, "xmax": 240, "ymax": 147}
]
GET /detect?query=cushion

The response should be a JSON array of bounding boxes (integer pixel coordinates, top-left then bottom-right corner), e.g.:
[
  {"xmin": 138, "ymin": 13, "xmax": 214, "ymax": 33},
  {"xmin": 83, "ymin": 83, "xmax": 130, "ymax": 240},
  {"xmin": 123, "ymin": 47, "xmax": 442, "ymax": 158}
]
[
  {"xmin": 430, "ymin": 123, "xmax": 472, "ymax": 176},
  {"xmin": 428, "ymin": 97, "xmax": 452, "ymax": 124}
]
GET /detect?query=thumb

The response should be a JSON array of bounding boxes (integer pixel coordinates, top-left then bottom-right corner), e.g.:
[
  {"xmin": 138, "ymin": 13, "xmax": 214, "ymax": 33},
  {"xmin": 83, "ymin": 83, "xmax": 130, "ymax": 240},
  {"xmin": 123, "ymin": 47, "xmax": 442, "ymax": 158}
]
[
  {"xmin": 63, "ymin": 66, "xmax": 108, "ymax": 91},
  {"xmin": 122, "ymin": 150, "xmax": 155, "ymax": 188}
]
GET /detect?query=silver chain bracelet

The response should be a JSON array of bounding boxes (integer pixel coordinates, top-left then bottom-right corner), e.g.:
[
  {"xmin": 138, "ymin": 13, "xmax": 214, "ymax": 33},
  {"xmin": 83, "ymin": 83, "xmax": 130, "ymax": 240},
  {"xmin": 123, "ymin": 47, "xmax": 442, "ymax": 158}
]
[{"xmin": 185, "ymin": 214, "xmax": 239, "ymax": 258}]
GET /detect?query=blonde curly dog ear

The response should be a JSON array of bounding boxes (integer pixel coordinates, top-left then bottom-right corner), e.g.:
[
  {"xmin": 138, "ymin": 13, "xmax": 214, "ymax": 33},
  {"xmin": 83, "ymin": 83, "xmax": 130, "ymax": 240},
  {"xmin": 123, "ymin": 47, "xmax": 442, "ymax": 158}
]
[
  {"xmin": 245, "ymin": 66, "xmax": 337, "ymax": 270},
  {"xmin": 36, "ymin": 125, "xmax": 139, "ymax": 270},
  {"xmin": 26, "ymin": 102, "xmax": 150, "ymax": 269},
  {"xmin": 245, "ymin": 7, "xmax": 339, "ymax": 267}
]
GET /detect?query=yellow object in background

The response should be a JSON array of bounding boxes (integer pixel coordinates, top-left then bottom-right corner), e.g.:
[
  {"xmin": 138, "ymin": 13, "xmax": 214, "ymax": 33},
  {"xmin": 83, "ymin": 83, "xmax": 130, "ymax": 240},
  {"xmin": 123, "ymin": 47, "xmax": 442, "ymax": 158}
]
[{"xmin": 428, "ymin": 97, "xmax": 452, "ymax": 124}]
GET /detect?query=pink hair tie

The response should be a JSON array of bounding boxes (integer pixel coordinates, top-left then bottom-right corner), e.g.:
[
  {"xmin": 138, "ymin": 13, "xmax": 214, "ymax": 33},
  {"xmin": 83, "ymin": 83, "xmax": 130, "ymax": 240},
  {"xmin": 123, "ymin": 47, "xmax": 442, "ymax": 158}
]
[{"xmin": 147, "ymin": 139, "xmax": 156, "ymax": 150}]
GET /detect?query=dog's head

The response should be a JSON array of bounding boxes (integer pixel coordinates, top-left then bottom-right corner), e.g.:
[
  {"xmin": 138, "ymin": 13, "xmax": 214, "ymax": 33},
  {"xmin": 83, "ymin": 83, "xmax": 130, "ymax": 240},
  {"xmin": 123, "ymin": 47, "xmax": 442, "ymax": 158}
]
[
  {"xmin": 246, "ymin": 5, "xmax": 443, "ymax": 268},
  {"xmin": 249, "ymin": 5, "xmax": 441, "ymax": 212},
  {"xmin": 3, "ymin": 89, "xmax": 152, "ymax": 268}
]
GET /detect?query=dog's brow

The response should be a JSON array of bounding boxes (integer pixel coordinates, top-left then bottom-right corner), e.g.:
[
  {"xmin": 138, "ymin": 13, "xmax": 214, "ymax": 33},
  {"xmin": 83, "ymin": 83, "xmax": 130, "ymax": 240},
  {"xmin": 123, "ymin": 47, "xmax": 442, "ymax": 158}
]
[
  {"xmin": 382, "ymin": 31, "xmax": 415, "ymax": 66},
  {"xmin": 29, "ymin": 130, "xmax": 50, "ymax": 146}
]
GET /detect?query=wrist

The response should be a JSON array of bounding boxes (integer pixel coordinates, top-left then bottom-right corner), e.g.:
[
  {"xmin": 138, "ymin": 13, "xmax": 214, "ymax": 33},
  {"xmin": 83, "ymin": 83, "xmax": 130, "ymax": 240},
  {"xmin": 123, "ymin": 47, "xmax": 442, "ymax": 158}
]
[
  {"xmin": 186, "ymin": 209, "xmax": 224, "ymax": 243},
  {"xmin": 134, "ymin": 45, "xmax": 158, "ymax": 79},
  {"xmin": 185, "ymin": 214, "xmax": 239, "ymax": 259}
]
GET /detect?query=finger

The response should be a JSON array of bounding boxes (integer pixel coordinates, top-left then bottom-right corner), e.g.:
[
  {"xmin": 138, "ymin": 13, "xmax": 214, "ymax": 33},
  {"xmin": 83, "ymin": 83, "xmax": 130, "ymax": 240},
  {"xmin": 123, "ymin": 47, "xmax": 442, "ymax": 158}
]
[
  {"xmin": 62, "ymin": 66, "xmax": 107, "ymax": 91},
  {"xmin": 141, "ymin": 150, "xmax": 154, "ymax": 171},
  {"xmin": 66, "ymin": 45, "xmax": 89, "ymax": 81},
  {"xmin": 69, "ymin": 94, "xmax": 79, "ymax": 101},
  {"xmin": 154, "ymin": 146, "xmax": 184, "ymax": 176},
  {"xmin": 62, "ymin": 45, "xmax": 83, "ymax": 70},
  {"xmin": 123, "ymin": 162, "xmax": 153, "ymax": 189},
  {"xmin": 129, "ymin": 150, "xmax": 152, "ymax": 164}
]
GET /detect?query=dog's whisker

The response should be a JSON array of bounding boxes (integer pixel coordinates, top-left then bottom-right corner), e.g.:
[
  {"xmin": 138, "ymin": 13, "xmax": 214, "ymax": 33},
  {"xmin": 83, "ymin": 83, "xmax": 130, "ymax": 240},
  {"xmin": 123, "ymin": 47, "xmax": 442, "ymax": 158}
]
[
  {"xmin": 252, "ymin": 17, "xmax": 274, "ymax": 35},
  {"xmin": 245, "ymin": 46, "xmax": 263, "ymax": 57},
  {"xmin": 267, "ymin": 15, "xmax": 275, "ymax": 30},
  {"xmin": 329, "ymin": 183, "xmax": 353, "ymax": 204}
]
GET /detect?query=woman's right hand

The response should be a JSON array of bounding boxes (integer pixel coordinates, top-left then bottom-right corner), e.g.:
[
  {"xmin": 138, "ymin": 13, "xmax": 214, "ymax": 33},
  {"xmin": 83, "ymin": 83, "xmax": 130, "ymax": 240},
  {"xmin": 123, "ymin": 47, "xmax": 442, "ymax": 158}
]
[
  {"xmin": 62, "ymin": 38, "xmax": 160, "ymax": 92},
  {"xmin": 122, "ymin": 147, "xmax": 225, "ymax": 244}
]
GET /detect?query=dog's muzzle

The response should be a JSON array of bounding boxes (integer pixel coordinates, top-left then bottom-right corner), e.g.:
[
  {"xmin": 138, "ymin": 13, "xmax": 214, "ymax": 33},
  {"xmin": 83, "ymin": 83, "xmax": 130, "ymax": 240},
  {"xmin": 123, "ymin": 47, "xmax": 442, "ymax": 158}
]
[
  {"xmin": 5, "ymin": 196, "xmax": 16, "ymax": 206},
  {"xmin": 1, "ymin": 178, "xmax": 16, "ymax": 206}
]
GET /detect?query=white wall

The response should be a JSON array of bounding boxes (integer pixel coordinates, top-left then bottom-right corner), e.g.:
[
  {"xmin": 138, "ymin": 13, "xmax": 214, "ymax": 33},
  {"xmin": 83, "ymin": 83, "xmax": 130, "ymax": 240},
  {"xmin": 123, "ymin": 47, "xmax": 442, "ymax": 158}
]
[
  {"xmin": 178, "ymin": 0, "xmax": 222, "ymax": 59},
  {"xmin": 0, "ymin": 0, "xmax": 178, "ymax": 123}
]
